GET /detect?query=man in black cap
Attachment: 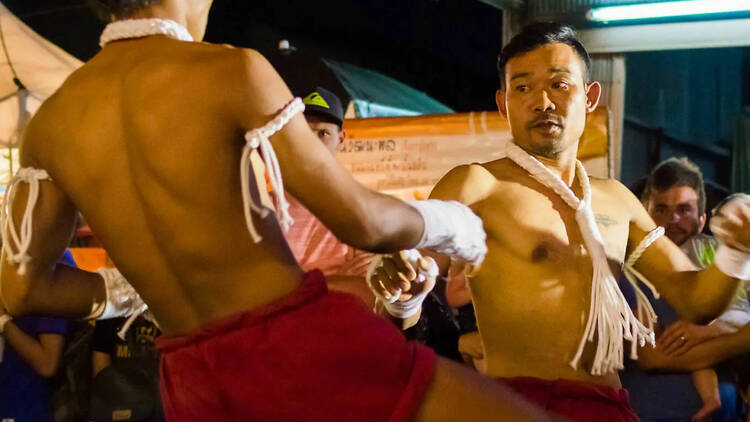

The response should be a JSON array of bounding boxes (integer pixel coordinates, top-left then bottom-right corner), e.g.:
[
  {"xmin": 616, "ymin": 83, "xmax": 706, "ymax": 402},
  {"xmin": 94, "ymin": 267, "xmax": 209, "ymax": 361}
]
[
  {"xmin": 301, "ymin": 86, "xmax": 346, "ymax": 154},
  {"xmin": 282, "ymin": 87, "xmax": 377, "ymax": 307}
]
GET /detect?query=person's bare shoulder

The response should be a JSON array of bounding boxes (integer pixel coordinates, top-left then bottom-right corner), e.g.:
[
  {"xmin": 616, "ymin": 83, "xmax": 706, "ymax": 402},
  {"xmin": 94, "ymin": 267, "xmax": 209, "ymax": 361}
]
[
  {"xmin": 593, "ymin": 177, "xmax": 637, "ymax": 201},
  {"xmin": 429, "ymin": 161, "xmax": 499, "ymax": 206},
  {"xmin": 592, "ymin": 177, "xmax": 649, "ymax": 221}
]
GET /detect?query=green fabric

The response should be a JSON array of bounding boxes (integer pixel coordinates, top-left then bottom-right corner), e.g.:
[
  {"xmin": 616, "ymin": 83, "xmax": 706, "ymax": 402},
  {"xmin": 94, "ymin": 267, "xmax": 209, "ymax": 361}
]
[
  {"xmin": 323, "ymin": 59, "xmax": 453, "ymax": 118},
  {"xmin": 731, "ymin": 113, "xmax": 750, "ymax": 193},
  {"xmin": 697, "ymin": 240, "xmax": 715, "ymax": 269}
]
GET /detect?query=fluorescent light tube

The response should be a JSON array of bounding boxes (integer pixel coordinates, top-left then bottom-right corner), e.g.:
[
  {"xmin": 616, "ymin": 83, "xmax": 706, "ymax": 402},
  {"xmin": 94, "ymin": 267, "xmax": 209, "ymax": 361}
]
[{"xmin": 588, "ymin": 0, "xmax": 750, "ymax": 22}]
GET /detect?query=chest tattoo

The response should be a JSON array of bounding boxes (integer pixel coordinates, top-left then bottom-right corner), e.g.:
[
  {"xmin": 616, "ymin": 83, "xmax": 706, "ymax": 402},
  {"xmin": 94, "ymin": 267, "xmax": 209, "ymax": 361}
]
[{"xmin": 595, "ymin": 214, "xmax": 618, "ymax": 228}]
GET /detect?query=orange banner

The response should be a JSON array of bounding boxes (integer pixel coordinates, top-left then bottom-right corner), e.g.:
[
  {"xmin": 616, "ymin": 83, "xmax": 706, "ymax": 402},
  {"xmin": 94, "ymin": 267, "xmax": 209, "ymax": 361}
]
[{"xmin": 339, "ymin": 108, "xmax": 609, "ymax": 199}]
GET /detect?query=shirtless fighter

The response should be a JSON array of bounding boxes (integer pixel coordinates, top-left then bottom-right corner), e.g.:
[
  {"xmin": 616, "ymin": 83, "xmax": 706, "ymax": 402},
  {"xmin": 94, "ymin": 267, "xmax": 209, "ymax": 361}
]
[
  {"xmin": 0, "ymin": 1, "xmax": 556, "ymax": 421},
  {"xmin": 370, "ymin": 22, "xmax": 750, "ymax": 421}
]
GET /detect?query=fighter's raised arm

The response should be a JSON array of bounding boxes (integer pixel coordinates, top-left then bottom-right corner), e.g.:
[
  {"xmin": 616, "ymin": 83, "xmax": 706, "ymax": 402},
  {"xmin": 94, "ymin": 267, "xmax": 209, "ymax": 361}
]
[
  {"xmin": 227, "ymin": 48, "xmax": 426, "ymax": 253},
  {"xmin": 617, "ymin": 180, "xmax": 747, "ymax": 323}
]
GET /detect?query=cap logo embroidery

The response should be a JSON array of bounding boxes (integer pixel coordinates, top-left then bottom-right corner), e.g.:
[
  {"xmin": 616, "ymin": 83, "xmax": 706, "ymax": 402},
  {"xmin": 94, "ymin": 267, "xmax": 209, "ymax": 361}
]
[{"xmin": 303, "ymin": 92, "xmax": 330, "ymax": 109}]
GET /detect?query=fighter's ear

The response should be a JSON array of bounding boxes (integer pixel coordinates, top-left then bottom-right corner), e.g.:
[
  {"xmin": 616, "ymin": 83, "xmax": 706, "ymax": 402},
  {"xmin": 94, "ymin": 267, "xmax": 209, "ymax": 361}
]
[
  {"xmin": 337, "ymin": 128, "xmax": 346, "ymax": 151},
  {"xmin": 496, "ymin": 89, "xmax": 508, "ymax": 118},
  {"xmin": 584, "ymin": 81, "xmax": 602, "ymax": 112}
]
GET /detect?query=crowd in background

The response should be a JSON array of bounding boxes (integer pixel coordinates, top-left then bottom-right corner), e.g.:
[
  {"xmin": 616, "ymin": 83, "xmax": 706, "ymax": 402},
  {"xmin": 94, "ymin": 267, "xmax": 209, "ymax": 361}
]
[{"xmin": 1, "ymin": 85, "xmax": 747, "ymax": 421}]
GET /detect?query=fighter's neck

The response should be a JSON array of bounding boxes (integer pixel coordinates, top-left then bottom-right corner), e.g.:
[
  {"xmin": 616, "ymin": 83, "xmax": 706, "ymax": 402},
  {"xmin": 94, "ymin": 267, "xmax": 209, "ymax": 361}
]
[
  {"xmin": 128, "ymin": 5, "xmax": 195, "ymax": 40},
  {"xmin": 520, "ymin": 146, "xmax": 579, "ymax": 186}
]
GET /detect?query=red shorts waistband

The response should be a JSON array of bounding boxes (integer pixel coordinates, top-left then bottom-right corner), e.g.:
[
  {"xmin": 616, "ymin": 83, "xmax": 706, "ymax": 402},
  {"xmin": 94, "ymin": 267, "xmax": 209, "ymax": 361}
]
[
  {"xmin": 155, "ymin": 270, "xmax": 326, "ymax": 353},
  {"xmin": 502, "ymin": 376, "xmax": 631, "ymax": 406}
]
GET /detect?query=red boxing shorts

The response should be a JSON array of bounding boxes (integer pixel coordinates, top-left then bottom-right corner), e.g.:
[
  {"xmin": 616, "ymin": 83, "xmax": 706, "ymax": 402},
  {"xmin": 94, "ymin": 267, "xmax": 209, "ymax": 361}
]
[
  {"xmin": 503, "ymin": 377, "xmax": 640, "ymax": 422},
  {"xmin": 156, "ymin": 270, "xmax": 436, "ymax": 422}
]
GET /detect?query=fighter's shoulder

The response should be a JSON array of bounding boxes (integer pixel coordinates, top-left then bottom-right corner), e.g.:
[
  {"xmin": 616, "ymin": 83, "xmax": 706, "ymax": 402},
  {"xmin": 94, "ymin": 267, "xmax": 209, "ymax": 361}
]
[
  {"xmin": 591, "ymin": 177, "xmax": 631, "ymax": 196},
  {"xmin": 591, "ymin": 177, "xmax": 643, "ymax": 210},
  {"xmin": 196, "ymin": 45, "xmax": 276, "ymax": 83},
  {"xmin": 159, "ymin": 44, "xmax": 271, "ymax": 84},
  {"xmin": 430, "ymin": 162, "xmax": 496, "ymax": 205}
]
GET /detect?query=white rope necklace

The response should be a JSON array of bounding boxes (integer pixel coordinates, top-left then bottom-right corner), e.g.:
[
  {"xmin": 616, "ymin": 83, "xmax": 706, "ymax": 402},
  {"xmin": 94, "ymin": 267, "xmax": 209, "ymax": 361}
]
[
  {"xmin": 100, "ymin": 18, "xmax": 193, "ymax": 47},
  {"xmin": 505, "ymin": 141, "xmax": 657, "ymax": 375}
]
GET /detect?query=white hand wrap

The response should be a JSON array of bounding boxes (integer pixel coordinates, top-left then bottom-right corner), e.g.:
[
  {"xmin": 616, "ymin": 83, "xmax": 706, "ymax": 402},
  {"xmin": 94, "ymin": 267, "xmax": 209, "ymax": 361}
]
[
  {"xmin": 367, "ymin": 249, "xmax": 438, "ymax": 319},
  {"xmin": 86, "ymin": 268, "xmax": 147, "ymax": 320},
  {"xmin": 407, "ymin": 200, "xmax": 487, "ymax": 266},
  {"xmin": 711, "ymin": 194, "xmax": 750, "ymax": 280},
  {"xmin": 715, "ymin": 245, "xmax": 750, "ymax": 280}
]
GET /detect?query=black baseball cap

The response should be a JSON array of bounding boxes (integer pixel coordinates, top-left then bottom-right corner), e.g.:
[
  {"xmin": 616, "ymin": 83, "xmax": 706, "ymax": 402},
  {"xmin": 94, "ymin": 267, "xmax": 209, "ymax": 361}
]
[{"xmin": 302, "ymin": 86, "xmax": 344, "ymax": 126}]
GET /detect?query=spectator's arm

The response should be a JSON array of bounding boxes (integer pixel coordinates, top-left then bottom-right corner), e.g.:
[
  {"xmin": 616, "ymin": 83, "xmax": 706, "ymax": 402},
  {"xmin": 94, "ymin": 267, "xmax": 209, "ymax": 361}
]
[
  {"xmin": 446, "ymin": 271, "xmax": 472, "ymax": 308},
  {"xmin": 91, "ymin": 350, "xmax": 112, "ymax": 377},
  {"xmin": 325, "ymin": 274, "xmax": 375, "ymax": 309},
  {"xmin": 716, "ymin": 291, "xmax": 750, "ymax": 329},
  {"xmin": 2, "ymin": 321, "xmax": 64, "ymax": 378},
  {"xmin": 638, "ymin": 322, "xmax": 750, "ymax": 372},
  {"xmin": 707, "ymin": 320, "xmax": 740, "ymax": 335}
]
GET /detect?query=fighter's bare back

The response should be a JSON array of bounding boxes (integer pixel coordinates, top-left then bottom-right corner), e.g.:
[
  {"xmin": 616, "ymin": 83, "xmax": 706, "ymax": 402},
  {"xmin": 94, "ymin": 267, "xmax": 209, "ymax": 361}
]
[{"xmin": 15, "ymin": 38, "xmax": 320, "ymax": 334}]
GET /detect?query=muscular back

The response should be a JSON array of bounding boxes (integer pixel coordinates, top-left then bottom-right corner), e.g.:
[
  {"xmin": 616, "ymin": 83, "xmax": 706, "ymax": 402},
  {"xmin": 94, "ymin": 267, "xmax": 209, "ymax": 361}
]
[
  {"xmin": 433, "ymin": 159, "xmax": 634, "ymax": 387},
  {"xmin": 23, "ymin": 37, "xmax": 303, "ymax": 334}
]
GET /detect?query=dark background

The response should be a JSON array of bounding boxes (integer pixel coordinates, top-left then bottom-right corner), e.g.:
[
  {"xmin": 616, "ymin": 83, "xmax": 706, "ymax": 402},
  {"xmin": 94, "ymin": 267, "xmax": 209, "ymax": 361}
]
[{"xmin": 3, "ymin": 0, "xmax": 505, "ymax": 112}]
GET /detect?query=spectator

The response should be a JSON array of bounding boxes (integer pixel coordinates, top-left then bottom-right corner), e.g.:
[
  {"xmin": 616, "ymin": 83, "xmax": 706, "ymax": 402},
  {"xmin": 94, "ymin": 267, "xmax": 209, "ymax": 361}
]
[
  {"xmin": 90, "ymin": 293, "xmax": 162, "ymax": 421},
  {"xmin": 0, "ymin": 251, "xmax": 74, "ymax": 422},
  {"xmin": 621, "ymin": 158, "xmax": 749, "ymax": 422},
  {"xmin": 283, "ymin": 86, "xmax": 375, "ymax": 306}
]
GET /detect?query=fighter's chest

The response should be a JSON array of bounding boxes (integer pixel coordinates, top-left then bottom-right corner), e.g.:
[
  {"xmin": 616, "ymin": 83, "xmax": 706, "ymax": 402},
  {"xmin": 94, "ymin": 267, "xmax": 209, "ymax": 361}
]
[{"xmin": 476, "ymin": 183, "xmax": 630, "ymax": 264}]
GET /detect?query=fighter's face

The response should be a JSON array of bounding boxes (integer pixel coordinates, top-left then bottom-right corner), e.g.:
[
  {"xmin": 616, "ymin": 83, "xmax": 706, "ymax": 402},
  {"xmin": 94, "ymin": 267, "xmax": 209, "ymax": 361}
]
[
  {"xmin": 496, "ymin": 43, "xmax": 600, "ymax": 159},
  {"xmin": 647, "ymin": 185, "xmax": 706, "ymax": 246},
  {"xmin": 305, "ymin": 115, "xmax": 345, "ymax": 155}
]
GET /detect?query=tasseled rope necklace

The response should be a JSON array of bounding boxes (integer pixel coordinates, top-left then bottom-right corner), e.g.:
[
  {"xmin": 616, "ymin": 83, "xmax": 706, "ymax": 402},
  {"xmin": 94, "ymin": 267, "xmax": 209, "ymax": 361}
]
[{"xmin": 505, "ymin": 141, "xmax": 660, "ymax": 375}]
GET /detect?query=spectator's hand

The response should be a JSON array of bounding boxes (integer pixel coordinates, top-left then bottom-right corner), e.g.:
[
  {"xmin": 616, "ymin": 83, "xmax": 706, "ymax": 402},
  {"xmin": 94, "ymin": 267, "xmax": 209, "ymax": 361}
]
[
  {"xmin": 458, "ymin": 331, "xmax": 484, "ymax": 361},
  {"xmin": 659, "ymin": 321, "xmax": 717, "ymax": 356},
  {"xmin": 368, "ymin": 250, "xmax": 437, "ymax": 303},
  {"xmin": 710, "ymin": 194, "xmax": 750, "ymax": 252}
]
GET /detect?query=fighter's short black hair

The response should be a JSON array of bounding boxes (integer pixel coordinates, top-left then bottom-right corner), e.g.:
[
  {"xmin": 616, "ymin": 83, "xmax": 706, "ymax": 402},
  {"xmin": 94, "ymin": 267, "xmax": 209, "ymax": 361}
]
[
  {"xmin": 86, "ymin": 0, "xmax": 162, "ymax": 21},
  {"xmin": 643, "ymin": 157, "xmax": 707, "ymax": 215},
  {"xmin": 497, "ymin": 22, "xmax": 590, "ymax": 89}
]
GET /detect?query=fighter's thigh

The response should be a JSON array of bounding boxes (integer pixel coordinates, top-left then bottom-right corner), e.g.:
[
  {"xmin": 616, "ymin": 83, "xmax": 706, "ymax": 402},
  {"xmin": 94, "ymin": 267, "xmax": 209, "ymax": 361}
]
[{"xmin": 414, "ymin": 357, "xmax": 556, "ymax": 422}]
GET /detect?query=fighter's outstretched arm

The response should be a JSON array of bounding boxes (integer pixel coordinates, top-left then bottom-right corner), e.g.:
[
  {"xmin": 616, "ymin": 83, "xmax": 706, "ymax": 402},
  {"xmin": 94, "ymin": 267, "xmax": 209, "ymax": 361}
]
[
  {"xmin": 616, "ymin": 180, "xmax": 743, "ymax": 323},
  {"xmin": 364, "ymin": 164, "xmax": 494, "ymax": 319},
  {"xmin": 427, "ymin": 163, "xmax": 496, "ymax": 271},
  {"xmin": 1, "ymin": 169, "xmax": 105, "ymax": 318},
  {"xmin": 229, "ymin": 49, "xmax": 423, "ymax": 253}
]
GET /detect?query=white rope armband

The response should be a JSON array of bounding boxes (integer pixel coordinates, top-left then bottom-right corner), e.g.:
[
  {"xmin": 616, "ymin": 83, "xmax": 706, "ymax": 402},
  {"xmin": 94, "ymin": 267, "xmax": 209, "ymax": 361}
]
[
  {"xmin": 0, "ymin": 167, "xmax": 52, "ymax": 275},
  {"xmin": 407, "ymin": 200, "xmax": 487, "ymax": 266},
  {"xmin": 366, "ymin": 249, "xmax": 438, "ymax": 319},
  {"xmin": 240, "ymin": 98, "xmax": 304, "ymax": 243},
  {"xmin": 621, "ymin": 226, "xmax": 665, "ymax": 359},
  {"xmin": 85, "ymin": 268, "xmax": 147, "ymax": 322},
  {"xmin": 715, "ymin": 245, "xmax": 750, "ymax": 280}
]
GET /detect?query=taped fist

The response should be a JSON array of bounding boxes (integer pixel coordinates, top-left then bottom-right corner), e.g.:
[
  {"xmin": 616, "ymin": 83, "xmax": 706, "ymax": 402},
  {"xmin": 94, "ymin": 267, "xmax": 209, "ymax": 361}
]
[{"xmin": 366, "ymin": 249, "xmax": 438, "ymax": 318}]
